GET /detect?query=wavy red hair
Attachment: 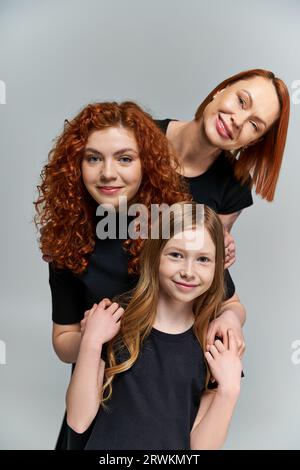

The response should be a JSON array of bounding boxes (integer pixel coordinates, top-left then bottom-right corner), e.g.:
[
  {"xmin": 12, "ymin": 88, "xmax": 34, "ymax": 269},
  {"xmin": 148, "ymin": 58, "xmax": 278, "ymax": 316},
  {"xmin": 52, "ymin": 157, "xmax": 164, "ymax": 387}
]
[
  {"xmin": 34, "ymin": 101, "xmax": 191, "ymax": 274},
  {"xmin": 195, "ymin": 69, "xmax": 290, "ymax": 201}
]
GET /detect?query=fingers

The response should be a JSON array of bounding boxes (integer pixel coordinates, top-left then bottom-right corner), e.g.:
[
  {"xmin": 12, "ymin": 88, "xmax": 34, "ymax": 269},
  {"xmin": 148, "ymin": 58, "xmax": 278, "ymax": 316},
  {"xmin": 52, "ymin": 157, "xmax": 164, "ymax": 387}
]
[
  {"xmin": 87, "ymin": 303, "xmax": 98, "ymax": 317},
  {"xmin": 214, "ymin": 339, "xmax": 225, "ymax": 353},
  {"xmin": 225, "ymin": 246, "xmax": 236, "ymax": 268},
  {"xmin": 237, "ymin": 339, "xmax": 246, "ymax": 358},
  {"xmin": 204, "ymin": 351, "xmax": 214, "ymax": 365},
  {"xmin": 220, "ymin": 330, "xmax": 228, "ymax": 349},
  {"xmin": 98, "ymin": 298, "xmax": 112, "ymax": 310},
  {"xmin": 228, "ymin": 329, "xmax": 238, "ymax": 354},
  {"xmin": 207, "ymin": 344, "xmax": 219, "ymax": 358},
  {"xmin": 206, "ymin": 324, "xmax": 218, "ymax": 348},
  {"xmin": 106, "ymin": 302, "xmax": 123, "ymax": 315},
  {"xmin": 112, "ymin": 306, "xmax": 125, "ymax": 322}
]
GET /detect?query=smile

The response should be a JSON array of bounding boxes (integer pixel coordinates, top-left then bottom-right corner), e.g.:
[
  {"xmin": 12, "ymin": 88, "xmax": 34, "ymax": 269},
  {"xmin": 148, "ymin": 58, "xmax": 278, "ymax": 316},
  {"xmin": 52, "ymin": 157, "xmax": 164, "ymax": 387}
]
[
  {"xmin": 216, "ymin": 115, "xmax": 233, "ymax": 140},
  {"xmin": 97, "ymin": 186, "xmax": 123, "ymax": 195},
  {"xmin": 173, "ymin": 281, "xmax": 199, "ymax": 291}
]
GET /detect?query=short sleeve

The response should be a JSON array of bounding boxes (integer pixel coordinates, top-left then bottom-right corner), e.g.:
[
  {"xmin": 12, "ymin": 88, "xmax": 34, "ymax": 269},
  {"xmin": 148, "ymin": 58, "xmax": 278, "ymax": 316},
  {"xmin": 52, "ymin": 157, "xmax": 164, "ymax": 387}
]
[
  {"xmin": 49, "ymin": 262, "xmax": 85, "ymax": 325},
  {"xmin": 219, "ymin": 178, "xmax": 253, "ymax": 214}
]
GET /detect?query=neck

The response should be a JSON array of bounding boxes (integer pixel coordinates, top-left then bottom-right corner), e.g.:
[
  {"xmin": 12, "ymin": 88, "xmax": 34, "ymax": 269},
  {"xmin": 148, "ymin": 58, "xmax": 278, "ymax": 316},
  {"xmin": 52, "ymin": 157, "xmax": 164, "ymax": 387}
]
[
  {"xmin": 170, "ymin": 119, "xmax": 221, "ymax": 173},
  {"xmin": 153, "ymin": 292, "xmax": 195, "ymax": 334}
]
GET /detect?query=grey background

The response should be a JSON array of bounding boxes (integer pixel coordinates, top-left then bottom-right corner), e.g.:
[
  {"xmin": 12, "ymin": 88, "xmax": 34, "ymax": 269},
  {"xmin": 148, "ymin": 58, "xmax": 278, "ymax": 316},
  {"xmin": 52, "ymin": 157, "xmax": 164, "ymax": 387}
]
[{"xmin": 0, "ymin": 0, "xmax": 299, "ymax": 450}]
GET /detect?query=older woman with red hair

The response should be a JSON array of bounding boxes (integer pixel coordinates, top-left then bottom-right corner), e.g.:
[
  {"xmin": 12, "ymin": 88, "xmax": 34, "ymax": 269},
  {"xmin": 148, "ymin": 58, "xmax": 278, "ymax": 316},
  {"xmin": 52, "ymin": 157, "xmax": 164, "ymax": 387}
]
[{"xmin": 156, "ymin": 68, "xmax": 290, "ymax": 231}]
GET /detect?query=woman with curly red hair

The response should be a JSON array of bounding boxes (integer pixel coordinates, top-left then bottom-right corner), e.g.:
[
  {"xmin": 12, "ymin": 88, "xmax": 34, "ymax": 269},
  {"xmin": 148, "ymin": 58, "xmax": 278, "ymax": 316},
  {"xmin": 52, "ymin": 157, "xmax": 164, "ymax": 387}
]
[{"xmin": 35, "ymin": 101, "xmax": 246, "ymax": 449}]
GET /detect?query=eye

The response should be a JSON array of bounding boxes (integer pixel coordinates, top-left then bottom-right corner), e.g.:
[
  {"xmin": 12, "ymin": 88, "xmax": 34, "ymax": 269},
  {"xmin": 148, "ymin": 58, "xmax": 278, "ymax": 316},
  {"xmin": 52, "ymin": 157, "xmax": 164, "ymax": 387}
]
[
  {"xmin": 250, "ymin": 121, "xmax": 259, "ymax": 132},
  {"xmin": 238, "ymin": 96, "xmax": 245, "ymax": 108},
  {"xmin": 197, "ymin": 256, "xmax": 210, "ymax": 263},
  {"xmin": 118, "ymin": 156, "xmax": 133, "ymax": 163},
  {"xmin": 86, "ymin": 154, "xmax": 101, "ymax": 163},
  {"xmin": 168, "ymin": 252, "xmax": 183, "ymax": 259}
]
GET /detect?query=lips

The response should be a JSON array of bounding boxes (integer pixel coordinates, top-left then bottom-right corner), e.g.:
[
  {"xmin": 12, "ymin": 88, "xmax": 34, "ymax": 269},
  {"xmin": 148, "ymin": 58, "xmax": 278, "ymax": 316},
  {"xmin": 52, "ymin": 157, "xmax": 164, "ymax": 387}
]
[
  {"xmin": 174, "ymin": 281, "xmax": 199, "ymax": 290},
  {"xmin": 216, "ymin": 114, "xmax": 233, "ymax": 140},
  {"xmin": 99, "ymin": 186, "xmax": 122, "ymax": 189},
  {"xmin": 97, "ymin": 186, "xmax": 123, "ymax": 195}
]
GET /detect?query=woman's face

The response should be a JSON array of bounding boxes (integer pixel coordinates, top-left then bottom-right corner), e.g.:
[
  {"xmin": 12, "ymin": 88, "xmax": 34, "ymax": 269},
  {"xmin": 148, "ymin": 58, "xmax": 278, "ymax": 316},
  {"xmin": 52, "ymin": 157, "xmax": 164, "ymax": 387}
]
[
  {"xmin": 82, "ymin": 126, "xmax": 142, "ymax": 209},
  {"xmin": 202, "ymin": 76, "xmax": 281, "ymax": 150},
  {"xmin": 158, "ymin": 227, "xmax": 216, "ymax": 304}
]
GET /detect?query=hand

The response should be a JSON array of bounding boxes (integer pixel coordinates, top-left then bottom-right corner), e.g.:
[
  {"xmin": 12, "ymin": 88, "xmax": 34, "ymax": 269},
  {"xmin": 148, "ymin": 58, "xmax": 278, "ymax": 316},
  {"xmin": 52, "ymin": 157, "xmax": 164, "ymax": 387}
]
[
  {"xmin": 204, "ymin": 330, "xmax": 242, "ymax": 396},
  {"xmin": 80, "ymin": 298, "xmax": 112, "ymax": 336},
  {"xmin": 206, "ymin": 310, "xmax": 245, "ymax": 358},
  {"xmin": 224, "ymin": 229, "xmax": 236, "ymax": 269},
  {"xmin": 82, "ymin": 300, "xmax": 124, "ymax": 347}
]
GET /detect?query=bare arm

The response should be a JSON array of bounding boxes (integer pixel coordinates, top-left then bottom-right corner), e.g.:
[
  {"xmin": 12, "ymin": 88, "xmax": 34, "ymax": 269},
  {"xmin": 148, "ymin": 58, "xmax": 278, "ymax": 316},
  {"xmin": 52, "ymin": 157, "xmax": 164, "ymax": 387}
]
[
  {"xmin": 52, "ymin": 322, "xmax": 81, "ymax": 364},
  {"xmin": 218, "ymin": 210, "xmax": 242, "ymax": 233},
  {"xmin": 220, "ymin": 293, "xmax": 246, "ymax": 327},
  {"xmin": 190, "ymin": 389, "xmax": 239, "ymax": 450},
  {"xmin": 66, "ymin": 301, "xmax": 124, "ymax": 434},
  {"xmin": 190, "ymin": 331, "xmax": 241, "ymax": 450},
  {"xmin": 66, "ymin": 337, "xmax": 105, "ymax": 433}
]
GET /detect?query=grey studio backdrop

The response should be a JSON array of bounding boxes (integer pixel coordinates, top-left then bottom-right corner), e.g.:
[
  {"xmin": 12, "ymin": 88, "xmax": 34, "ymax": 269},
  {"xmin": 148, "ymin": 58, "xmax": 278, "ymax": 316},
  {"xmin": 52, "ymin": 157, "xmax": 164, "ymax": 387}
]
[{"xmin": 0, "ymin": 0, "xmax": 299, "ymax": 450}]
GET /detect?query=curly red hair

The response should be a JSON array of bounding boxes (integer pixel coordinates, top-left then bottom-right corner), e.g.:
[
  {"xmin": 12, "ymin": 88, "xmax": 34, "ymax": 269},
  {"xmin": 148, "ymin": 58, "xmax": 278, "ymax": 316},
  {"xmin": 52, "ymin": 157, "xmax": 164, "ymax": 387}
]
[{"xmin": 34, "ymin": 101, "xmax": 192, "ymax": 274}]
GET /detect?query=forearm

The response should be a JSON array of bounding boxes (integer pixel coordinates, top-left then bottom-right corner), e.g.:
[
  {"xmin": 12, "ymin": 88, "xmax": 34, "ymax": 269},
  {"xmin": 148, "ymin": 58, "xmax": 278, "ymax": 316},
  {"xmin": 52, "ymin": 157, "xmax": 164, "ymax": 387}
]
[
  {"xmin": 220, "ymin": 295, "xmax": 246, "ymax": 326},
  {"xmin": 66, "ymin": 337, "xmax": 104, "ymax": 433},
  {"xmin": 190, "ymin": 389, "xmax": 239, "ymax": 450},
  {"xmin": 53, "ymin": 331, "xmax": 82, "ymax": 364}
]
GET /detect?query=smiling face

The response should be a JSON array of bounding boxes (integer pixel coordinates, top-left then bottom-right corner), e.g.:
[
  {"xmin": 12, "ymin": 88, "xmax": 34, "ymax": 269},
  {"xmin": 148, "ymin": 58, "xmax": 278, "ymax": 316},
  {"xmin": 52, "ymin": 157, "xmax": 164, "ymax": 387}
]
[
  {"xmin": 202, "ymin": 76, "xmax": 281, "ymax": 150},
  {"xmin": 158, "ymin": 227, "xmax": 216, "ymax": 304},
  {"xmin": 81, "ymin": 126, "xmax": 143, "ymax": 209}
]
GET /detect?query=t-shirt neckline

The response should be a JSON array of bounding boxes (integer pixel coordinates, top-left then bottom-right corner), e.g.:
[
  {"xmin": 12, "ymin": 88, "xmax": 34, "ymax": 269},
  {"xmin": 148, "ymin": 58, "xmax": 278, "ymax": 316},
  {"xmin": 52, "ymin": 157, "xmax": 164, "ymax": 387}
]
[{"xmin": 151, "ymin": 324, "xmax": 194, "ymax": 342}]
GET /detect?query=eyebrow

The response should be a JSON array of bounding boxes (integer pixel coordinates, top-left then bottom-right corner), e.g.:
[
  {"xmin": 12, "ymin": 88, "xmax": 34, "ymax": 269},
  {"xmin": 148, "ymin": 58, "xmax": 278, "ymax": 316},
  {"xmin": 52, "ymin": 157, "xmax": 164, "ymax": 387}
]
[
  {"xmin": 166, "ymin": 246, "xmax": 214, "ymax": 257},
  {"xmin": 241, "ymin": 89, "xmax": 267, "ymax": 128},
  {"xmin": 84, "ymin": 147, "xmax": 138, "ymax": 156}
]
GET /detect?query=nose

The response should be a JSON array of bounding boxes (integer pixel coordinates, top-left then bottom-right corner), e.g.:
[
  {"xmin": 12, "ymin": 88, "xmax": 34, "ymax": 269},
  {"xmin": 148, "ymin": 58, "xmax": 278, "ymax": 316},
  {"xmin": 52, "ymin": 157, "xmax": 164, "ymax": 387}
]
[
  {"xmin": 230, "ymin": 114, "xmax": 242, "ymax": 130},
  {"xmin": 231, "ymin": 110, "xmax": 249, "ymax": 131},
  {"xmin": 100, "ymin": 160, "xmax": 117, "ymax": 181},
  {"xmin": 180, "ymin": 259, "xmax": 195, "ymax": 279}
]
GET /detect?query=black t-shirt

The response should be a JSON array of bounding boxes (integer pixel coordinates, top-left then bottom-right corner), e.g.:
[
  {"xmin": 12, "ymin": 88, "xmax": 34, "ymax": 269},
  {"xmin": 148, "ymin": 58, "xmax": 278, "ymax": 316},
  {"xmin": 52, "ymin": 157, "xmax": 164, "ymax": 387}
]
[
  {"xmin": 50, "ymin": 208, "xmax": 234, "ymax": 326},
  {"xmin": 85, "ymin": 326, "xmax": 206, "ymax": 450},
  {"xmin": 155, "ymin": 119, "xmax": 253, "ymax": 214},
  {"xmin": 49, "ymin": 217, "xmax": 138, "ymax": 325}
]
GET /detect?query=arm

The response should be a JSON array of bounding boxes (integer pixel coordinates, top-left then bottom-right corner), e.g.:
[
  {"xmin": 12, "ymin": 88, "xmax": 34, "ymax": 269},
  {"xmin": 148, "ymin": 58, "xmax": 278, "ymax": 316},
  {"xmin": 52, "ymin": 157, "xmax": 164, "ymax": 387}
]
[
  {"xmin": 66, "ymin": 335, "xmax": 105, "ymax": 433},
  {"xmin": 219, "ymin": 211, "xmax": 242, "ymax": 269},
  {"xmin": 52, "ymin": 298, "xmax": 113, "ymax": 364},
  {"xmin": 52, "ymin": 322, "xmax": 81, "ymax": 364},
  {"xmin": 220, "ymin": 293, "xmax": 246, "ymax": 326},
  {"xmin": 206, "ymin": 293, "xmax": 246, "ymax": 356},
  {"xmin": 218, "ymin": 210, "xmax": 242, "ymax": 233},
  {"xmin": 190, "ymin": 389, "xmax": 239, "ymax": 450},
  {"xmin": 66, "ymin": 301, "xmax": 124, "ymax": 433},
  {"xmin": 190, "ymin": 331, "xmax": 241, "ymax": 450}
]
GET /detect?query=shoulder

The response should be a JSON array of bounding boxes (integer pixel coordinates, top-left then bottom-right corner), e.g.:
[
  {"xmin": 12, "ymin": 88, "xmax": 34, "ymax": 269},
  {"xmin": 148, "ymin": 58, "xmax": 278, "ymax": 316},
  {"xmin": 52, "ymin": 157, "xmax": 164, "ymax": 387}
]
[
  {"xmin": 48, "ymin": 262, "xmax": 81, "ymax": 283},
  {"xmin": 217, "ymin": 152, "xmax": 252, "ymax": 186},
  {"xmin": 153, "ymin": 118, "xmax": 173, "ymax": 134}
]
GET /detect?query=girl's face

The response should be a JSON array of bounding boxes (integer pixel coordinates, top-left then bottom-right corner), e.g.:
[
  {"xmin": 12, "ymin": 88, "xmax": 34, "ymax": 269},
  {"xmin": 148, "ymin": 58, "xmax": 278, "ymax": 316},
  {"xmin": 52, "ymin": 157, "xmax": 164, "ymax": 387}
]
[
  {"xmin": 158, "ymin": 227, "xmax": 216, "ymax": 304},
  {"xmin": 82, "ymin": 126, "xmax": 143, "ymax": 209},
  {"xmin": 202, "ymin": 76, "xmax": 280, "ymax": 150}
]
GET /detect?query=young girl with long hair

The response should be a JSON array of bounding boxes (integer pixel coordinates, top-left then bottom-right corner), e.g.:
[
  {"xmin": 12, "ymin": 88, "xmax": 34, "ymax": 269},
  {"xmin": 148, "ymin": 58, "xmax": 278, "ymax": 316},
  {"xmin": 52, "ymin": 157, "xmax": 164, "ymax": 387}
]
[{"xmin": 66, "ymin": 202, "xmax": 242, "ymax": 450}]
